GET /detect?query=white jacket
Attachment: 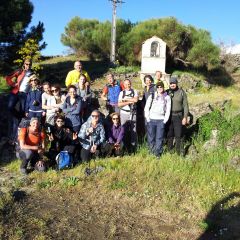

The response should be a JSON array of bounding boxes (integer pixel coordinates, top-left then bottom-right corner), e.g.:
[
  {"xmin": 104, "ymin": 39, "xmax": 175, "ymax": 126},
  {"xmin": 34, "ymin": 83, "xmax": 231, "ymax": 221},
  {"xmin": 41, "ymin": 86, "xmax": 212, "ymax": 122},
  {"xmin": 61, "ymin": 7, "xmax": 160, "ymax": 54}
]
[{"xmin": 144, "ymin": 92, "xmax": 171, "ymax": 124}]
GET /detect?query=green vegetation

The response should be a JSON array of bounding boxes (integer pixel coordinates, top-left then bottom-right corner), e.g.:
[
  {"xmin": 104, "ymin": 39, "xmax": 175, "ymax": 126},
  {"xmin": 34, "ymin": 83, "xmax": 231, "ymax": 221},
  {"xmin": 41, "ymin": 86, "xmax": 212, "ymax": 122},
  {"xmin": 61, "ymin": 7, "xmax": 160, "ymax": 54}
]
[
  {"xmin": 0, "ymin": 0, "xmax": 45, "ymax": 71},
  {"xmin": 14, "ymin": 38, "xmax": 42, "ymax": 73},
  {"xmin": 0, "ymin": 76, "xmax": 9, "ymax": 93},
  {"xmin": 61, "ymin": 17, "xmax": 220, "ymax": 71}
]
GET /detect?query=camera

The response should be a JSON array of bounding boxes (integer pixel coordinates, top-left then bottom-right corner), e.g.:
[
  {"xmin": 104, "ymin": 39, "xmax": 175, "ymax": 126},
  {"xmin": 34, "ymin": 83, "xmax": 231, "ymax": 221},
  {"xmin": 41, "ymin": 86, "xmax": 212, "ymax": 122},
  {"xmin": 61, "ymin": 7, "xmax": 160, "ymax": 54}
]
[{"xmin": 32, "ymin": 100, "xmax": 40, "ymax": 106}]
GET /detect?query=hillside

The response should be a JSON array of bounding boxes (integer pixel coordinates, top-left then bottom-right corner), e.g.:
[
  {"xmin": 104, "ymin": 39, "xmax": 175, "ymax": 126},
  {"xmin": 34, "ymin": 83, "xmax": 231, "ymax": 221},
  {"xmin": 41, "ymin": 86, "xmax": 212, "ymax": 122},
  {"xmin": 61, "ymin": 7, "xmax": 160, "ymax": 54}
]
[{"xmin": 0, "ymin": 57, "xmax": 240, "ymax": 240}]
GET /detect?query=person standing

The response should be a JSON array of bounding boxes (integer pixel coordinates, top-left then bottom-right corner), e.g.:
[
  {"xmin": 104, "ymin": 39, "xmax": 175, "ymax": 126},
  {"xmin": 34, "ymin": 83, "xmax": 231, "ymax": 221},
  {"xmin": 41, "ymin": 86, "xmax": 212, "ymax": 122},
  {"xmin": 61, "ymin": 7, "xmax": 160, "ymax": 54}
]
[
  {"xmin": 45, "ymin": 84, "xmax": 65, "ymax": 126},
  {"xmin": 25, "ymin": 74, "xmax": 44, "ymax": 120},
  {"xmin": 118, "ymin": 79, "xmax": 138, "ymax": 152},
  {"xmin": 154, "ymin": 70, "xmax": 169, "ymax": 90},
  {"xmin": 76, "ymin": 74, "xmax": 92, "ymax": 121},
  {"xmin": 166, "ymin": 77, "xmax": 189, "ymax": 155},
  {"xmin": 144, "ymin": 82, "xmax": 171, "ymax": 158},
  {"xmin": 6, "ymin": 58, "xmax": 32, "ymax": 144},
  {"xmin": 62, "ymin": 85, "xmax": 82, "ymax": 133},
  {"xmin": 65, "ymin": 60, "xmax": 90, "ymax": 87},
  {"xmin": 101, "ymin": 73, "xmax": 123, "ymax": 114}
]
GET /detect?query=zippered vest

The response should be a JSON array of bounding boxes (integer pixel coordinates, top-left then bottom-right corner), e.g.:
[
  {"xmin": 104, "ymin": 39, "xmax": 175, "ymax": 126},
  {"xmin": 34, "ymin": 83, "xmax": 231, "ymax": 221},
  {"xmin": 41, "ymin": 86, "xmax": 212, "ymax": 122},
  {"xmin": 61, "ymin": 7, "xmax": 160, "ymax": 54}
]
[{"xmin": 107, "ymin": 83, "xmax": 121, "ymax": 105}]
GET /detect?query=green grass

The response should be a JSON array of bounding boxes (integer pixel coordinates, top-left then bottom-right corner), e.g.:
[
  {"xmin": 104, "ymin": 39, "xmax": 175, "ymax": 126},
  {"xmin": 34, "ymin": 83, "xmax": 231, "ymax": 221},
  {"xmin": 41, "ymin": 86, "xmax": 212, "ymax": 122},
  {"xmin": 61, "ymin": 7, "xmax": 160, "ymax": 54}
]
[{"xmin": 172, "ymin": 69, "xmax": 206, "ymax": 81}]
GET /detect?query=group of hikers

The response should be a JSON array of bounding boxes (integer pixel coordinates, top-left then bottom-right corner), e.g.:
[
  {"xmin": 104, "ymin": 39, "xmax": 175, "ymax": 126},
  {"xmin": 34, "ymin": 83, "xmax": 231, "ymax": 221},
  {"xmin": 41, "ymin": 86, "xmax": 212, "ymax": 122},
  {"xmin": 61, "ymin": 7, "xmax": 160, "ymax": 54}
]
[{"xmin": 5, "ymin": 59, "xmax": 189, "ymax": 175}]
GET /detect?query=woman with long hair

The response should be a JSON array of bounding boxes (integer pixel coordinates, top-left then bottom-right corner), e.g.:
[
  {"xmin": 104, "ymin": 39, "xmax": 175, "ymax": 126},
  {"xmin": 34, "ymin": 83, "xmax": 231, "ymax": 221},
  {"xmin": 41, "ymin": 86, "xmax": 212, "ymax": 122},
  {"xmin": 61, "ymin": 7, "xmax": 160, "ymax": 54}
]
[
  {"xmin": 62, "ymin": 85, "xmax": 82, "ymax": 133},
  {"xmin": 45, "ymin": 84, "xmax": 65, "ymax": 126}
]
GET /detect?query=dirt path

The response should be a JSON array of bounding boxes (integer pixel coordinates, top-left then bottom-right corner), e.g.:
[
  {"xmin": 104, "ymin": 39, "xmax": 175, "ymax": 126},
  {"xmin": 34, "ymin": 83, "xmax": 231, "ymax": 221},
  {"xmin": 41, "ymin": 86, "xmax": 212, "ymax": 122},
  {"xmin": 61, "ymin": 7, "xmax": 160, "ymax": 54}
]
[{"xmin": 1, "ymin": 185, "xmax": 200, "ymax": 240}]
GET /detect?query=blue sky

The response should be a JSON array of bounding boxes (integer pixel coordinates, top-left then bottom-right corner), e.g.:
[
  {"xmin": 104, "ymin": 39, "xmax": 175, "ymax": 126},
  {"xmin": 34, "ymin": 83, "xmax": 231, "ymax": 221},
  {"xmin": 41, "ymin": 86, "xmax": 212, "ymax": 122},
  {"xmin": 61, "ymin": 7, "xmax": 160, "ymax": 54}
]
[{"xmin": 30, "ymin": 0, "xmax": 240, "ymax": 56}]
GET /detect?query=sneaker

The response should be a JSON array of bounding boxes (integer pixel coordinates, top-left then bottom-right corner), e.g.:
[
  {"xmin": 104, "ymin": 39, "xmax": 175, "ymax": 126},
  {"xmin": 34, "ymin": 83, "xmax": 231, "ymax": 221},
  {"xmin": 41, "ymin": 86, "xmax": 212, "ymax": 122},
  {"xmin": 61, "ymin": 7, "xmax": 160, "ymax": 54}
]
[{"xmin": 20, "ymin": 168, "xmax": 28, "ymax": 175}]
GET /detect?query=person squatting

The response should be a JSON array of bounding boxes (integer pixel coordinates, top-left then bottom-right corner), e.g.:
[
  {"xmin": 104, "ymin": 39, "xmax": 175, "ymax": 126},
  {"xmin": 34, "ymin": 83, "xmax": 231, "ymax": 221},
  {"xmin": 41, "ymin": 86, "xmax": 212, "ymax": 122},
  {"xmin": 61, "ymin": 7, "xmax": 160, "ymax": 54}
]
[{"xmin": 5, "ymin": 60, "xmax": 189, "ymax": 175}]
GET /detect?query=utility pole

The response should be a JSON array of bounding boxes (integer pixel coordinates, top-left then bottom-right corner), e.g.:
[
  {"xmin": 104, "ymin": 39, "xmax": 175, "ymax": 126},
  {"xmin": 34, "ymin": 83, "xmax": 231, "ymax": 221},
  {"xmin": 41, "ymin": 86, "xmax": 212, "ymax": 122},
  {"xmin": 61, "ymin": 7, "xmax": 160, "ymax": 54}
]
[{"xmin": 109, "ymin": 0, "xmax": 124, "ymax": 64}]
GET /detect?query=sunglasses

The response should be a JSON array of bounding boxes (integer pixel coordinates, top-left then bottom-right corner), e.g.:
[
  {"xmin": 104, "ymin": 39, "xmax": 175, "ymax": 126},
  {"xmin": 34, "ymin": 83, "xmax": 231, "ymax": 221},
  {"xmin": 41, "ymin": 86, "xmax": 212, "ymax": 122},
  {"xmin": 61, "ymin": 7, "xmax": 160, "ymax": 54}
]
[
  {"xmin": 51, "ymin": 89, "xmax": 58, "ymax": 92},
  {"xmin": 157, "ymin": 86, "xmax": 163, "ymax": 88},
  {"xmin": 25, "ymin": 63, "xmax": 31, "ymax": 66},
  {"xmin": 112, "ymin": 118, "xmax": 119, "ymax": 120},
  {"xmin": 91, "ymin": 115, "xmax": 99, "ymax": 118}
]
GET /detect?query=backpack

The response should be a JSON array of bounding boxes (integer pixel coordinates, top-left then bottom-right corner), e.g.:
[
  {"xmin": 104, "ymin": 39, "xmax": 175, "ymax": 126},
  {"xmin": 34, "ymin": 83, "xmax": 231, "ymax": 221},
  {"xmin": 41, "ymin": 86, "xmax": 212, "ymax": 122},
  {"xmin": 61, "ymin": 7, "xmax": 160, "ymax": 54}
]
[
  {"xmin": 120, "ymin": 89, "xmax": 136, "ymax": 113},
  {"xmin": 55, "ymin": 151, "xmax": 72, "ymax": 170},
  {"xmin": 122, "ymin": 88, "xmax": 135, "ymax": 99},
  {"xmin": 106, "ymin": 81, "xmax": 121, "ymax": 104},
  {"xmin": 149, "ymin": 92, "xmax": 167, "ymax": 112}
]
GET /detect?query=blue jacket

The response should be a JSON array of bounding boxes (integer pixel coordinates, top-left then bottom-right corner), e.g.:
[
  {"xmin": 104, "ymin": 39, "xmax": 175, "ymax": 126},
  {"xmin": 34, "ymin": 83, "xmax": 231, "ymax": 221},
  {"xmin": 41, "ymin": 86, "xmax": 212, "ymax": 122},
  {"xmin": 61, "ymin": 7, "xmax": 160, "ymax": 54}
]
[
  {"xmin": 25, "ymin": 88, "xmax": 43, "ymax": 113},
  {"xmin": 62, "ymin": 96, "xmax": 82, "ymax": 128}
]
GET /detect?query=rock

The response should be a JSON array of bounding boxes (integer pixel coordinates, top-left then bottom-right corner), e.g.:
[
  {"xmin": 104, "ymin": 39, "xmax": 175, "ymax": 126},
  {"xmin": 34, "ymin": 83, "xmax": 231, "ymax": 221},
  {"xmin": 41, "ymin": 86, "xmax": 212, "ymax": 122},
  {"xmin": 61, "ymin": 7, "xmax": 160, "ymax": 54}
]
[
  {"xmin": 201, "ymin": 80, "xmax": 212, "ymax": 89},
  {"xmin": 203, "ymin": 129, "xmax": 219, "ymax": 150},
  {"xmin": 226, "ymin": 134, "xmax": 240, "ymax": 151},
  {"xmin": 189, "ymin": 100, "xmax": 231, "ymax": 126},
  {"xmin": 228, "ymin": 156, "xmax": 240, "ymax": 171},
  {"xmin": 187, "ymin": 144, "xmax": 198, "ymax": 156}
]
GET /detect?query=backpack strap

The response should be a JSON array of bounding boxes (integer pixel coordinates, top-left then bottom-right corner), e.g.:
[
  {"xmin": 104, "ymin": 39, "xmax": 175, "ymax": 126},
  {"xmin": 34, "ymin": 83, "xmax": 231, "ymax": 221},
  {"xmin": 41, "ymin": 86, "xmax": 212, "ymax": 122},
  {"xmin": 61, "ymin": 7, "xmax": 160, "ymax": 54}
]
[
  {"xmin": 123, "ymin": 89, "xmax": 134, "ymax": 98},
  {"xmin": 149, "ymin": 92, "xmax": 155, "ymax": 111}
]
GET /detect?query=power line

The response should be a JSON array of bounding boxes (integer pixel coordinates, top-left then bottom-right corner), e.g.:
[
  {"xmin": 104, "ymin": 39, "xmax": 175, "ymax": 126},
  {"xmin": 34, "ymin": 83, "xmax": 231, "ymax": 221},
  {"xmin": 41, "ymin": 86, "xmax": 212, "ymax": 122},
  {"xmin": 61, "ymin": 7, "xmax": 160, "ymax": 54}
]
[{"xmin": 109, "ymin": 0, "xmax": 125, "ymax": 64}]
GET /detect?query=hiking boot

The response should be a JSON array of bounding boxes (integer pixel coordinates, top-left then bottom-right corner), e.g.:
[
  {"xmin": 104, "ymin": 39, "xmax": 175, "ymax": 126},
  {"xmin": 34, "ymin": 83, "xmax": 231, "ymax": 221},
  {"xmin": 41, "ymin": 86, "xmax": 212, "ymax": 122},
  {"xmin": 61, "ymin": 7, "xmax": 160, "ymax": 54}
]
[{"xmin": 20, "ymin": 168, "xmax": 28, "ymax": 175}]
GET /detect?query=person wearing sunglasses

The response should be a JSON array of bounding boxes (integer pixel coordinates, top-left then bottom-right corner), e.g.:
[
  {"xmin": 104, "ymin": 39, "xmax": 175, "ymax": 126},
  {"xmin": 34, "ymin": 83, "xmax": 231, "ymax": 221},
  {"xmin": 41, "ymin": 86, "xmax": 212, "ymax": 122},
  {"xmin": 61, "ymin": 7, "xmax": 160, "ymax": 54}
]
[
  {"xmin": 47, "ymin": 115, "xmax": 78, "ymax": 166},
  {"xmin": 45, "ymin": 84, "xmax": 65, "ymax": 126},
  {"xmin": 25, "ymin": 74, "xmax": 44, "ymax": 120},
  {"xmin": 78, "ymin": 110, "xmax": 105, "ymax": 162},
  {"xmin": 6, "ymin": 58, "xmax": 32, "ymax": 145},
  {"xmin": 144, "ymin": 82, "xmax": 171, "ymax": 158},
  {"xmin": 105, "ymin": 112, "xmax": 125, "ymax": 157}
]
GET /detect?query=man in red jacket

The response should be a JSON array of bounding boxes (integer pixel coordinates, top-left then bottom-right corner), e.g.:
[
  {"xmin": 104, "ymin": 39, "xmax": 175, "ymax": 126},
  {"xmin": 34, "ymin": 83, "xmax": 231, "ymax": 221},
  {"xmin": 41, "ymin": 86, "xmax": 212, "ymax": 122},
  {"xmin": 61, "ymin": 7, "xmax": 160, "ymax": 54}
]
[{"xmin": 6, "ymin": 59, "xmax": 32, "ymax": 145}]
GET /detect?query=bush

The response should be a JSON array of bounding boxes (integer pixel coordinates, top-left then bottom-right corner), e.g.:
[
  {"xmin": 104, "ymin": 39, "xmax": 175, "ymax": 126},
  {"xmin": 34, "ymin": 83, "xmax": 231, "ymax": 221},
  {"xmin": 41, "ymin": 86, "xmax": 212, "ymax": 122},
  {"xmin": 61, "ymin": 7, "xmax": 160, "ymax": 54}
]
[{"xmin": 197, "ymin": 109, "xmax": 240, "ymax": 144}]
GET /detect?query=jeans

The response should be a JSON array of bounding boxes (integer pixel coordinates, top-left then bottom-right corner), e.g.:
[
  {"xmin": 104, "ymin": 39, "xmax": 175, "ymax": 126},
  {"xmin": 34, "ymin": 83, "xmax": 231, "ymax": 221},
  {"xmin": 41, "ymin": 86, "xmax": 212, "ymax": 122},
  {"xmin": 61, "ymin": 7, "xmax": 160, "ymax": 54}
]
[
  {"xmin": 8, "ymin": 92, "xmax": 27, "ymax": 141},
  {"xmin": 148, "ymin": 119, "xmax": 165, "ymax": 157}
]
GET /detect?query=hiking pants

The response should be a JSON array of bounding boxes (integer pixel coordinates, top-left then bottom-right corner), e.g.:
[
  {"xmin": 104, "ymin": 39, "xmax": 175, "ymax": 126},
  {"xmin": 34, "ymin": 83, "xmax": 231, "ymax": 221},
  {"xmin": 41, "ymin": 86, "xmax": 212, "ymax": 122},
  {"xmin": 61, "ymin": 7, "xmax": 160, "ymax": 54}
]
[
  {"xmin": 120, "ymin": 112, "xmax": 137, "ymax": 151},
  {"xmin": 148, "ymin": 119, "xmax": 165, "ymax": 157},
  {"xmin": 166, "ymin": 113, "xmax": 185, "ymax": 155},
  {"xmin": 17, "ymin": 149, "xmax": 39, "ymax": 169},
  {"xmin": 8, "ymin": 92, "xmax": 27, "ymax": 141}
]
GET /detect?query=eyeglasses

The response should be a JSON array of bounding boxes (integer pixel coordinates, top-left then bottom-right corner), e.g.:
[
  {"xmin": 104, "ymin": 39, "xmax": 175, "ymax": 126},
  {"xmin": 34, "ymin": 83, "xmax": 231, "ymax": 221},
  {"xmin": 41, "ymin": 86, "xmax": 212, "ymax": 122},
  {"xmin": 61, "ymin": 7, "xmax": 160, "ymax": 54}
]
[
  {"xmin": 56, "ymin": 120, "xmax": 64, "ymax": 123},
  {"xmin": 51, "ymin": 89, "xmax": 58, "ymax": 92},
  {"xmin": 91, "ymin": 115, "xmax": 99, "ymax": 118},
  {"xmin": 112, "ymin": 118, "xmax": 119, "ymax": 120}
]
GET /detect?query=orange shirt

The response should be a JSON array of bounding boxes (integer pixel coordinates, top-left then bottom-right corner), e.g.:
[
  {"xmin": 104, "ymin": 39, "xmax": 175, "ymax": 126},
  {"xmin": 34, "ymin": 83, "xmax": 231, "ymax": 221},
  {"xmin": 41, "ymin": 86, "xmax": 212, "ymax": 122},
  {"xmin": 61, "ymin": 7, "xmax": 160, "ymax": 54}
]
[{"xmin": 18, "ymin": 128, "xmax": 45, "ymax": 146}]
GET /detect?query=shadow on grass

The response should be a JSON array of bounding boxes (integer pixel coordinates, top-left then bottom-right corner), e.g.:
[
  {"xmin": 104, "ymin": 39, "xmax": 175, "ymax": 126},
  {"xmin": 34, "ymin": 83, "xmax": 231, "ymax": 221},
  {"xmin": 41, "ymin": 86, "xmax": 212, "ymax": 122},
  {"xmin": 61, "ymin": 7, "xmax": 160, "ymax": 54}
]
[
  {"xmin": 41, "ymin": 59, "xmax": 110, "ymax": 86},
  {"xmin": 198, "ymin": 192, "xmax": 240, "ymax": 240}
]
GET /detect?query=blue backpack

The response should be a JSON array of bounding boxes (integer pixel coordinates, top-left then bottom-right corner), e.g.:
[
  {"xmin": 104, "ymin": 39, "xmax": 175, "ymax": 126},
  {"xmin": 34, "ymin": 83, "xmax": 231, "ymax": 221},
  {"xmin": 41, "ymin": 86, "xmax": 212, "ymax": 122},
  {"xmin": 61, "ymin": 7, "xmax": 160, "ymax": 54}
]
[{"xmin": 56, "ymin": 151, "xmax": 72, "ymax": 170}]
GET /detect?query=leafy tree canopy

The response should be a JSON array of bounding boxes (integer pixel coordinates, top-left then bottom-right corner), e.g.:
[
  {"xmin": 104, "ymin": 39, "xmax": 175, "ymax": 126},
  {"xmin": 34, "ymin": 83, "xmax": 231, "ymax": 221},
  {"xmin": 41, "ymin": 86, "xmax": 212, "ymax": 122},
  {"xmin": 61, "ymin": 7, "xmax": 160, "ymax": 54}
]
[
  {"xmin": 61, "ymin": 16, "xmax": 220, "ymax": 70},
  {"xmin": 0, "ymin": 0, "xmax": 46, "ymax": 71}
]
